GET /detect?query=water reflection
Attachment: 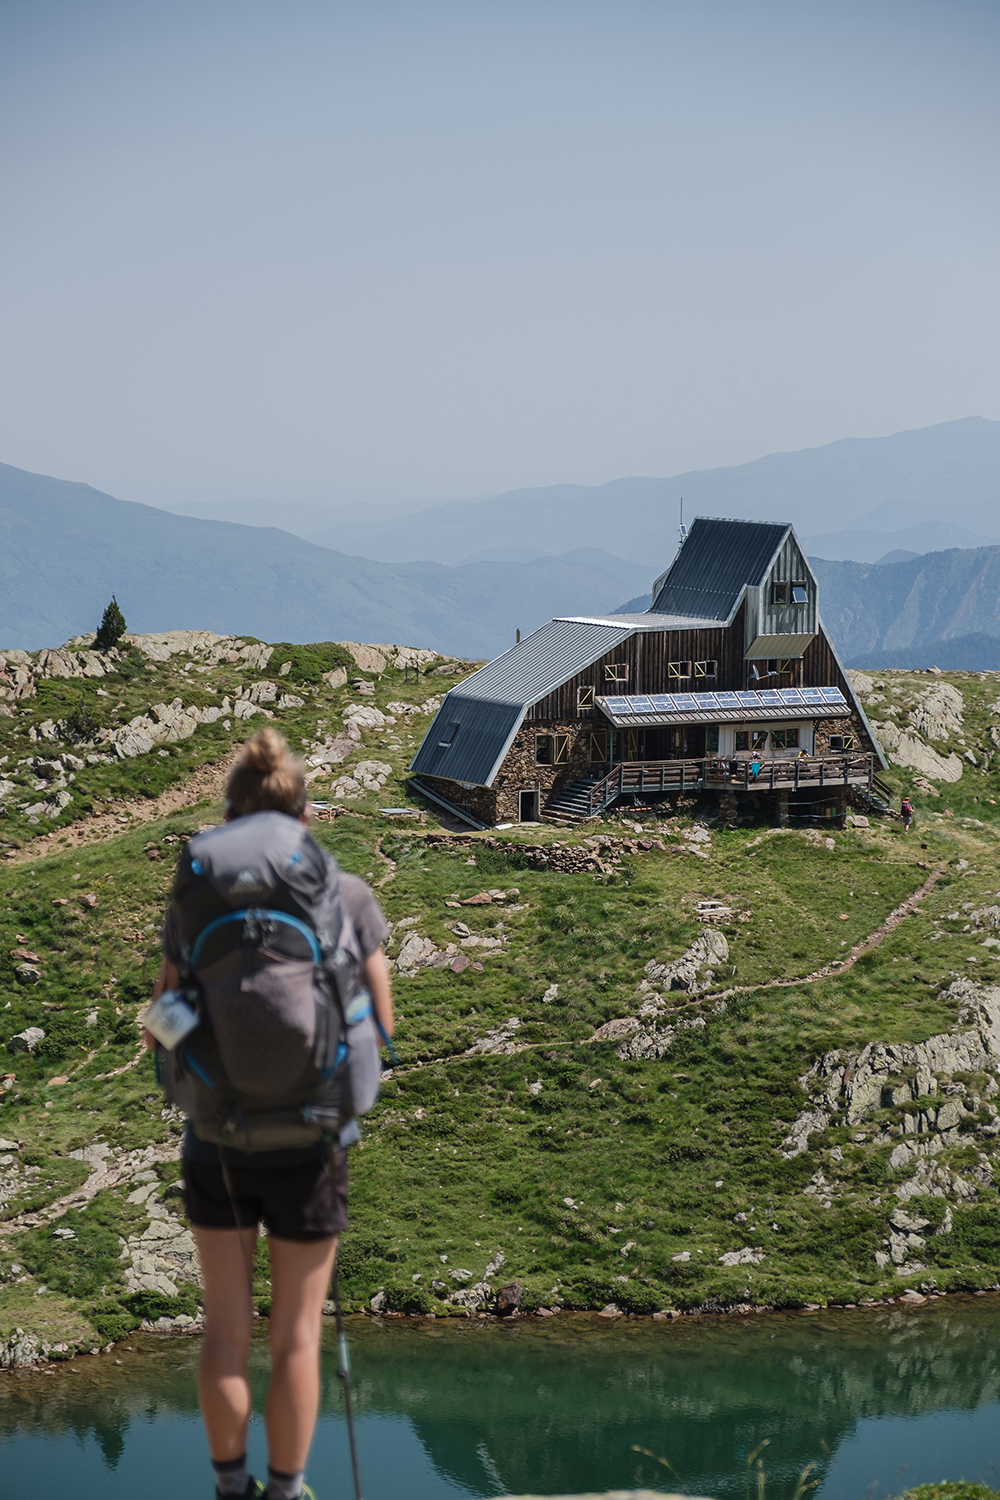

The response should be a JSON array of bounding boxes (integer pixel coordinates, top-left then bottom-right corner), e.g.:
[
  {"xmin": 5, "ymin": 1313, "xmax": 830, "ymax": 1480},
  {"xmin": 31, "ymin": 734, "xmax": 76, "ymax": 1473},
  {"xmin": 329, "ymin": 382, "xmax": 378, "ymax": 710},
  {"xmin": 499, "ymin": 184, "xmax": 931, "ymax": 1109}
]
[{"xmin": 3, "ymin": 1300, "xmax": 1000, "ymax": 1499}]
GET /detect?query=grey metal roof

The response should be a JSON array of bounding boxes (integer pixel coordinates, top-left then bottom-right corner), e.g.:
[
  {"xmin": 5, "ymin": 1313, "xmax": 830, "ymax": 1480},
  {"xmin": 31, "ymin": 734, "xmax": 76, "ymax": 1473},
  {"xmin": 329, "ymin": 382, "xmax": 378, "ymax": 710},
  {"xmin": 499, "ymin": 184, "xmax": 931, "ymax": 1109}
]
[
  {"xmin": 443, "ymin": 617, "xmax": 635, "ymax": 705},
  {"xmin": 561, "ymin": 612, "xmax": 719, "ymax": 631},
  {"xmin": 650, "ymin": 518, "xmax": 790, "ymax": 621},
  {"xmin": 408, "ymin": 617, "xmax": 637, "ymax": 787},
  {"xmin": 409, "ymin": 696, "xmax": 525, "ymax": 787}
]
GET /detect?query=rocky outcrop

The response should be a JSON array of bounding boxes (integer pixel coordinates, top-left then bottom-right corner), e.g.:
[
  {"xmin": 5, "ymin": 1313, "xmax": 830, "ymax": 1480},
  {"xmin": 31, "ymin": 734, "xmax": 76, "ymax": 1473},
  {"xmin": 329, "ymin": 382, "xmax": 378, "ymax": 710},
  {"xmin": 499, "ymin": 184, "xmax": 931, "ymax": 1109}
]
[
  {"xmin": 645, "ymin": 929, "xmax": 729, "ymax": 993},
  {"xmin": 591, "ymin": 1013, "xmax": 706, "ymax": 1061},
  {"xmin": 871, "ymin": 721, "xmax": 963, "ymax": 783},
  {"xmin": 120, "ymin": 1173, "xmax": 200, "ymax": 1296}
]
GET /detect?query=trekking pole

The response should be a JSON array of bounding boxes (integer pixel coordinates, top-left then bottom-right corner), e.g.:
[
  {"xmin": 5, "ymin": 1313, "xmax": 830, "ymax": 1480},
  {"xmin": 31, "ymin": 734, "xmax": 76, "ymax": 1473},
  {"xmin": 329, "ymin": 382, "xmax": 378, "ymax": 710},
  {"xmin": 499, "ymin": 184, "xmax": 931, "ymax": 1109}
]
[{"xmin": 332, "ymin": 1246, "xmax": 364, "ymax": 1500}]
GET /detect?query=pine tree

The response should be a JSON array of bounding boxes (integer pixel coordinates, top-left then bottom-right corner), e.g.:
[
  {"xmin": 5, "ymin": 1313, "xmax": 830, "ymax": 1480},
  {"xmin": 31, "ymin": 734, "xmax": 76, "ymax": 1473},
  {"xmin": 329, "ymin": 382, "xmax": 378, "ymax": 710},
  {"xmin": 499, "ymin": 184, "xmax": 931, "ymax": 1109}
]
[{"xmin": 95, "ymin": 595, "xmax": 127, "ymax": 651}]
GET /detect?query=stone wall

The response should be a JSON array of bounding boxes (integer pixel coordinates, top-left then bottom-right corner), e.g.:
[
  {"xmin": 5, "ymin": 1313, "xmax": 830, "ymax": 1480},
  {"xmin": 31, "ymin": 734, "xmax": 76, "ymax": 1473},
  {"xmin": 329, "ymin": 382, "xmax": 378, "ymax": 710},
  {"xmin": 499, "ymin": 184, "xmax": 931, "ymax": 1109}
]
[
  {"xmin": 813, "ymin": 715, "xmax": 861, "ymax": 756},
  {"xmin": 418, "ymin": 775, "xmax": 498, "ymax": 826},
  {"xmin": 493, "ymin": 719, "xmax": 594, "ymax": 822}
]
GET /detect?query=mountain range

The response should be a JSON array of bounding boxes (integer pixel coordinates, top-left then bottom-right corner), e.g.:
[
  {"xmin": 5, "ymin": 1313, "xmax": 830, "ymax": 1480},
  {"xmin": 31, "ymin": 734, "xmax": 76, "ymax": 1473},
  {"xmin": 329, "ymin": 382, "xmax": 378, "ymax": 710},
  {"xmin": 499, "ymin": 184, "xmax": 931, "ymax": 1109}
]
[
  {"xmin": 4, "ymin": 416, "xmax": 1000, "ymax": 662},
  {"xmin": 163, "ymin": 416, "xmax": 1000, "ymax": 566}
]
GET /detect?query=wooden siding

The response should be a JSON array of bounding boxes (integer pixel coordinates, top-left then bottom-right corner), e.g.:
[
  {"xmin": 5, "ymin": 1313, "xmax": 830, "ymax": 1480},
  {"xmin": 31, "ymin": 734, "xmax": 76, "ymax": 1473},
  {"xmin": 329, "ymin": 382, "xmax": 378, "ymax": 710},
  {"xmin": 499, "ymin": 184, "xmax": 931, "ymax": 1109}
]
[
  {"xmin": 756, "ymin": 532, "xmax": 818, "ymax": 641},
  {"xmin": 526, "ymin": 602, "xmax": 747, "ymax": 719}
]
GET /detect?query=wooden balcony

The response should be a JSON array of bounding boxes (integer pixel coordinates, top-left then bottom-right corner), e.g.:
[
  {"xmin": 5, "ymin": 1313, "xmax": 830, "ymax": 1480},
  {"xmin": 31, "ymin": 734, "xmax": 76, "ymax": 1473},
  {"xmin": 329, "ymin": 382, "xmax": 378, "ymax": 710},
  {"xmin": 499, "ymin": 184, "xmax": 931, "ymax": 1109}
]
[{"xmin": 573, "ymin": 753, "xmax": 876, "ymax": 818}]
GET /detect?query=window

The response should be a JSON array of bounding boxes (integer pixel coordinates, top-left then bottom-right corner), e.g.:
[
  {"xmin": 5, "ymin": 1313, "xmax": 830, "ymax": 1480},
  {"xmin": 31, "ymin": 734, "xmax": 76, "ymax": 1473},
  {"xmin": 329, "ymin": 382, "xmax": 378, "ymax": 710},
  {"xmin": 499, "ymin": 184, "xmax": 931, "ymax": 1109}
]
[
  {"xmin": 553, "ymin": 733, "xmax": 570, "ymax": 765},
  {"xmin": 590, "ymin": 731, "xmax": 608, "ymax": 763},
  {"xmin": 779, "ymin": 659, "xmax": 795, "ymax": 674},
  {"xmin": 771, "ymin": 581, "xmax": 788, "ymax": 604},
  {"xmin": 438, "ymin": 721, "xmax": 460, "ymax": 747},
  {"xmin": 735, "ymin": 731, "xmax": 749, "ymax": 751},
  {"xmin": 706, "ymin": 725, "xmax": 720, "ymax": 754},
  {"xmin": 767, "ymin": 659, "xmax": 779, "ymax": 675},
  {"xmin": 791, "ymin": 582, "xmax": 808, "ymax": 605},
  {"xmin": 605, "ymin": 662, "xmax": 629, "ymax": 683},
  {"xmin": 828, "ymin": 733, "xmax": 857, "ymax": 752},
  {"xmin": 771, "ymin": 727, "xmax": 799, "ymax": 750},
  {"xmin": 694, "ymin": 659, "xmax": 718, "ymax": 679},
  {"xmin": 535, "ymin": 734, "xmax": 553, "ymax": 765},
  {"xmin": 577, "ymin": 685, "xmax": 595, "ymax": 709},
  {"xmin": 751, "ymin": 729, "xmax": 768, "ymax": 751},
  {"xmin": 668, "ymin": 660, "xmax": 692, "ymax": 680}
]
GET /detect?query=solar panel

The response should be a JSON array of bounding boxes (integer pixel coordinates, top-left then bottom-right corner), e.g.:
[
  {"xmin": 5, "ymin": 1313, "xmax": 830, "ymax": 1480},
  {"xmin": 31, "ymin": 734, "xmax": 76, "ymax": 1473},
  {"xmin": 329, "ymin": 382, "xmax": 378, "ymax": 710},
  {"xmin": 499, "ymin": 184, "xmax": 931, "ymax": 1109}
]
[
  {"xmin": 649, "ymin": 695, "xmax": 675, "ymax": 711},
  {"xmin": 628, "ymin": 696, "xmax": 656, "ymax": 713},
  {"xmin": 737, "ymin": 692, "xmax": 761, "ymax": 707},
  {"xmin": 714, "ymin": 692, "xmax": 742, "ymax": 708},
  {"xmin": 695, "ymin": 692, "xmax": 720, "ymax": 711},
  {"xmin": 671, "ymin": 694, "xmax": 699, "ymax": 710},
  {"xmin": 602, "ymin": 696, "xmax": 630, "ymax": 712},
  {"xmin": 777, "ymin": 688, "xmax": 806, "ymax": 705},
  {"xmin": 819, "ymin": 687, "xmax": 846, "ymax": 704},
  {"xmin": 799, "ymin": 688, "xmax": 826, "ymax": 703},
  {"xmin": 758, "ymin": 690, "xmax": 782, "ymax": 706}
]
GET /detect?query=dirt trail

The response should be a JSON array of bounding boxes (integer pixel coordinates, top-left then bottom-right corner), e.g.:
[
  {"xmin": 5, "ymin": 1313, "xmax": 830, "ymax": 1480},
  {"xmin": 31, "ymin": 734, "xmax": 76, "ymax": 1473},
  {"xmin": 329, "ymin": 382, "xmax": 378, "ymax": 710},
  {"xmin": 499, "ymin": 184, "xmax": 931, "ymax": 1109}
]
[
  {"xmin": 0, "ymin": 1139, "xmax": 178, "ymax": 1237},
  {"xmin": 4, "ymin": 749, "xmax": 243, "ymax": 866}
]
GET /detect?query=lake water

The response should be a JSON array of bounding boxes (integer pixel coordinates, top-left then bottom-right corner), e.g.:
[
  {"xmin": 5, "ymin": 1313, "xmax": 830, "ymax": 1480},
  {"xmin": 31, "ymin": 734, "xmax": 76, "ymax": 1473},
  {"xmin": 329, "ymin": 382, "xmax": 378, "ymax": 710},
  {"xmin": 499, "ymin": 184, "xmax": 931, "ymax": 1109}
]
[{"xmin": 4, "ymin": 1299, "xmax": 1000, "ymax": 1500}]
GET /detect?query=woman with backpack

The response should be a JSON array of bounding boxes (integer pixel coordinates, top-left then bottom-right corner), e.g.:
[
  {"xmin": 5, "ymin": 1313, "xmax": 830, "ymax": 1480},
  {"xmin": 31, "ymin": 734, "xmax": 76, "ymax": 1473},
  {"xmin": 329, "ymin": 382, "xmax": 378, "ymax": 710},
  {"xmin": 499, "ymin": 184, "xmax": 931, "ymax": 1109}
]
[
  {"xmin": 901, "ymin": 794, "xmax": 913, "ymax": 833},
  {"xmin": 146, "ymin": 729, "xmax": 394, "ymax": 1500}
]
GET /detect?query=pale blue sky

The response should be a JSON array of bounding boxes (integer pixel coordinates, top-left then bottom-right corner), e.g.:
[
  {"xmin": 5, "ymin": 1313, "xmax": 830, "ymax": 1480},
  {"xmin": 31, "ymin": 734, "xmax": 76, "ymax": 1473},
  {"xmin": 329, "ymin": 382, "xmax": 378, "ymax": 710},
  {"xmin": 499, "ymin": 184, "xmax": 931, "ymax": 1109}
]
[{"xmin": 1, "ymin": 0, "xmax": 998, "ymax": 511}]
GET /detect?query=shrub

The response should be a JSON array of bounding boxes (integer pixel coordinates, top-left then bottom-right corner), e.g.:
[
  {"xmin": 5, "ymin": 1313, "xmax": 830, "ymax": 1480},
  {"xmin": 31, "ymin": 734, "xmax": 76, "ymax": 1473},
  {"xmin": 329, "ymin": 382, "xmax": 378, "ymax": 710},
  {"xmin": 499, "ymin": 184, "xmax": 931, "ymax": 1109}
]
[
  {"xmin": 382, "ymin": 1282, "xmax": 433, "ymax": 1315},
  {"xmin": 64, "ymin": 700, "xmax": 100, "ymax": 742},
  {"xmin": 95, "ymin": 597, "xmax": 127, "ymax": 651},
  {"xmin": 123, "ymin": 1289, "xmax": 199, "ymax": 1321},
  {"xmin": 268, "ymin": 642, "xmax": 353, "ymax": 686},
  {"xmin": 475, "ymin": 844, "xmax": 530, "ymax": 876},
  {"xmin": 88, "ymin": 1301, "xmax": 141, "ymax": 1343}
]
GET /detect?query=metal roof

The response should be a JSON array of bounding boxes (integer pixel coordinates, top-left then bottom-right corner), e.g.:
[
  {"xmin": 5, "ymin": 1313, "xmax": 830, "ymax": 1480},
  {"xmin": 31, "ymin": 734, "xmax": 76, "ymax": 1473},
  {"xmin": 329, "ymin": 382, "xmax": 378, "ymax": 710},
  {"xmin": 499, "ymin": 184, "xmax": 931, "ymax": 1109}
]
[
  {"xmin": 650, "ymin": 518, "xmax": 790, "ymax": 621},
  {"xmin": 409, "ymin": 618, "xmax": 638, "ymax": 786},
  {"xmin": 596, "ymin": 686, "xmax": 848, "ymax": 728},
  {"xmin": 409, "ymin": 697, "xmax": 525, "ymax": 787},
  {"xmin": 562, "ymin": 611, "xmax": 719, "ymax": 630},
  {"xmin": 441, "ymin": 617, "xmax": 635, "ymax": 705}
]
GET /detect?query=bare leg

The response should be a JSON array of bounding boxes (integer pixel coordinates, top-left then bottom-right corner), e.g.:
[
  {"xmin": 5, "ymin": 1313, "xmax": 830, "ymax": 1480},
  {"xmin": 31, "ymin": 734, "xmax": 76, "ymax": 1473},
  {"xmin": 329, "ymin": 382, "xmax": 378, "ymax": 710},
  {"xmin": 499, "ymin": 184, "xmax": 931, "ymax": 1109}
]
[
  {"xmin": 265, "ymin": 1235, "xmax": 338, "ymax": 1473},
  {"xmin": 194, "ymin": 1225, "xmax": 258, "ymax": 1461}
]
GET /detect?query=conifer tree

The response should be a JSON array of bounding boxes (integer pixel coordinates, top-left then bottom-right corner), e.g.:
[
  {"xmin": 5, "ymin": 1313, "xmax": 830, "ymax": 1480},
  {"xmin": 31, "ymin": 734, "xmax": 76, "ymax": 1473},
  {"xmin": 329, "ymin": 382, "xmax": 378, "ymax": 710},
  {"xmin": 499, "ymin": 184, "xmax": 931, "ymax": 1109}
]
[{"xmin": 95, "ymin": 595, "xmax": 127, "ymax": 651}]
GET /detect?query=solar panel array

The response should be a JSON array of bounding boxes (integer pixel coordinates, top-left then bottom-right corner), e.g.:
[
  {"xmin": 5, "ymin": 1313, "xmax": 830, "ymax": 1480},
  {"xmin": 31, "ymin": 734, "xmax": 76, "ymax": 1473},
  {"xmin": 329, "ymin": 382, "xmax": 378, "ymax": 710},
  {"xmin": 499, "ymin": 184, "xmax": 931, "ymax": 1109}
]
[{"xmin": 600, "ymin": 686, "xmax": 846, "ymax": 717}]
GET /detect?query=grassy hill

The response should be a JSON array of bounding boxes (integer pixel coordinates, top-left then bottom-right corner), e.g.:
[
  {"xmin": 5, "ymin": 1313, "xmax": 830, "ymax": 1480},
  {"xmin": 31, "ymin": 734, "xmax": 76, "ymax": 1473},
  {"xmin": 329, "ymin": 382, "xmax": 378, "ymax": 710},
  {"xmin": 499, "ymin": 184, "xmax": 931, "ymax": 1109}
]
[{"xmin": 3, "ymin": 637, "xmax": 1000, "ymax": 1361}]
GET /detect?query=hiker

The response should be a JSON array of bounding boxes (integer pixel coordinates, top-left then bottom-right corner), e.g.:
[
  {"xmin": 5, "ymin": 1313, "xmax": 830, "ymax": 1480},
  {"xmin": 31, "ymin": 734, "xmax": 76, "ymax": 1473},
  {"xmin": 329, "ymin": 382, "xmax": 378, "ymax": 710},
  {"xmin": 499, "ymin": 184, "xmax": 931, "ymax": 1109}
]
[
  {"xmin": 901, "ymin": 794, "xmax": 913, "ymax": 833},
  {"xmin": 145, "ymin": 729, "xmax": 393, "ymax": 1500},
  {"xmin": 749, "ymin": 753, "xmax": 762, "ymax": 780}
]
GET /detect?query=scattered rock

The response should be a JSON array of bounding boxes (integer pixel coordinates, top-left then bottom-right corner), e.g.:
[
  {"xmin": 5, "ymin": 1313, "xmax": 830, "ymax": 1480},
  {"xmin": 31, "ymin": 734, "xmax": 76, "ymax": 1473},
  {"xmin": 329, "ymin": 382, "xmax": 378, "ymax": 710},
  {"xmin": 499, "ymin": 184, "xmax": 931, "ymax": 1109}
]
[
  {"xmin": 7, "ymin": 1027, "xmax": 45, "ymax": 1053},
  {"xmin": 719, "ymin": 1247, "xmax": 766, "ymax": 1267}
]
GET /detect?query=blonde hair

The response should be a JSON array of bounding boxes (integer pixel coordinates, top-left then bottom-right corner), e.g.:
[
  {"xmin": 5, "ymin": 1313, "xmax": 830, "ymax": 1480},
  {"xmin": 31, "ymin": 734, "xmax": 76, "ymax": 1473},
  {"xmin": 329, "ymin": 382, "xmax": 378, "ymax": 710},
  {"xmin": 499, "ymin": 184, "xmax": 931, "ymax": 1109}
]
[{"xmin": 226, "ymin": 728, "xmax": 307, "ymax": 818}]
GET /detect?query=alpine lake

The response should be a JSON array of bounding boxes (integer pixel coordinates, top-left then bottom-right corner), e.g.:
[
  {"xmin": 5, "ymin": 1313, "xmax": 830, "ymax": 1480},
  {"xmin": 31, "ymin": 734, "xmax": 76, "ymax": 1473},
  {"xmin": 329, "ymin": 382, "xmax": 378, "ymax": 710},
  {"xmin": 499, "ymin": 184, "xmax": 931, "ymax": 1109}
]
[{"xmin": 4, "ymin": 1297, "xmax": 1000, "ymax": 1500}]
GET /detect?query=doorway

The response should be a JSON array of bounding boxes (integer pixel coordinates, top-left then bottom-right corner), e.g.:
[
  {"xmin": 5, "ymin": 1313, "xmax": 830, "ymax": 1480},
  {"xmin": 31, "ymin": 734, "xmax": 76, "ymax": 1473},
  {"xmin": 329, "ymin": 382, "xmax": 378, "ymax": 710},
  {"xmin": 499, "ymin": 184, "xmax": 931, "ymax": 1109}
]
[{"xmin": 519, "ymin": 789, "xmax": 539, "ymax": 822}]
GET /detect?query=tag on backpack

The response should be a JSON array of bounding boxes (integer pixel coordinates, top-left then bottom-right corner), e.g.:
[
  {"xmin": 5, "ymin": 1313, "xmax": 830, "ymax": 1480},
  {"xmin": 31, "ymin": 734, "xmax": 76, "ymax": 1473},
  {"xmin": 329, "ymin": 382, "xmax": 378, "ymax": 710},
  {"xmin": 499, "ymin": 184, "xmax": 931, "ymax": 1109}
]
[{"xmin": 143, "ymin": 990, "xmax": 201, "ymax": 1051}]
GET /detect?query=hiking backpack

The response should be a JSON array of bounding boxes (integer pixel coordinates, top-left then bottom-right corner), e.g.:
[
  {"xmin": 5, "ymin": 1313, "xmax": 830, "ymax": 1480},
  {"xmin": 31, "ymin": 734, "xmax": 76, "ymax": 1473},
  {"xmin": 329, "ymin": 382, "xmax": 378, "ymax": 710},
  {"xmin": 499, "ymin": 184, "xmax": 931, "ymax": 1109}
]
[{"xmin": 156, "ymin": 811, "xmax": 382, "ymax": 1152}]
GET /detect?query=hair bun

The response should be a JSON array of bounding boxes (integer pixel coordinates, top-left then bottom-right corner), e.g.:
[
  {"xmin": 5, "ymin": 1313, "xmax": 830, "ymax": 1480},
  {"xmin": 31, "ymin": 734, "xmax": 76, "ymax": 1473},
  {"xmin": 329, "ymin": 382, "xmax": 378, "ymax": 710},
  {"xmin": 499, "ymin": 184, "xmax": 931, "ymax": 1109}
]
[{"xmin": 242, "ymin": 726, "xmax": 285, "ymax": 774}]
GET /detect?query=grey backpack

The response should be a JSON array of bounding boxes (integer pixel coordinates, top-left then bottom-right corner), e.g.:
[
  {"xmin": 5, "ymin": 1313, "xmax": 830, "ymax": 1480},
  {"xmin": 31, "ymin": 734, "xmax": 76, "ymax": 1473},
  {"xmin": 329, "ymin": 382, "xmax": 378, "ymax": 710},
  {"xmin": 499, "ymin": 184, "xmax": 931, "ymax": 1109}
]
[{"xmin": 158, "ymin": 811, "xmax": 381, "ymax": 1152}]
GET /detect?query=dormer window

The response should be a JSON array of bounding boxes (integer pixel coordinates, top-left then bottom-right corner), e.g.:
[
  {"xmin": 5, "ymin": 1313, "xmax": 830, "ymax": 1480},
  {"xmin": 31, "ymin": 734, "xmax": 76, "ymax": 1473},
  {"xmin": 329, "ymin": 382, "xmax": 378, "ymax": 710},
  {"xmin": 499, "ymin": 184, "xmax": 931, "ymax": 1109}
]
[
  {"xmin": 771, "ymin": 581, "xmax": 788, "ymax": 604},
  {"xmin": 438, "ymin": 721, "xmax": 460, "ymax": 748},
  {"xmin": 791, "ymin": 582, "xmax": 808, "ymax": 605}
]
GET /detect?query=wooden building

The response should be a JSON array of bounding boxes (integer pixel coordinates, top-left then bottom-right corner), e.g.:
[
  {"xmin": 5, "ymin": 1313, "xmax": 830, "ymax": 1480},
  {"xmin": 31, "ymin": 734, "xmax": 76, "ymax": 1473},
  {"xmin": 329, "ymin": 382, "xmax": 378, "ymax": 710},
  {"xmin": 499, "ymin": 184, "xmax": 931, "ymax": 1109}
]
[{"xmin": 410, "ymin": 518, "xmax": 886, "ymax": 828}]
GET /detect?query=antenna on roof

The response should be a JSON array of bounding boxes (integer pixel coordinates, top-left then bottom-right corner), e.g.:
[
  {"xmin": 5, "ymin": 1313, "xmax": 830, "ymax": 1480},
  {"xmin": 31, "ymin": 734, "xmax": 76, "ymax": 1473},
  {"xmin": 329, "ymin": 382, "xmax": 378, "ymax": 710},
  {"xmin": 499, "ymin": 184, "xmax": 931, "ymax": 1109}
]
[{"xmin": 678, "ymin": 498, "xmax": 687, "ymax": 545}]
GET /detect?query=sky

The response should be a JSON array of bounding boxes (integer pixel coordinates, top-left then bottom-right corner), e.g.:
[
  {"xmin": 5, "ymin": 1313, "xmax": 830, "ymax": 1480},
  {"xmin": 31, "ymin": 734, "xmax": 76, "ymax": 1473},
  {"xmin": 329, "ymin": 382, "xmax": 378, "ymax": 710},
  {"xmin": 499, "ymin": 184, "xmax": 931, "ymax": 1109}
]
[{"xmin": 1, "ymin": 0, "xmax": 998, "ymax": 512}]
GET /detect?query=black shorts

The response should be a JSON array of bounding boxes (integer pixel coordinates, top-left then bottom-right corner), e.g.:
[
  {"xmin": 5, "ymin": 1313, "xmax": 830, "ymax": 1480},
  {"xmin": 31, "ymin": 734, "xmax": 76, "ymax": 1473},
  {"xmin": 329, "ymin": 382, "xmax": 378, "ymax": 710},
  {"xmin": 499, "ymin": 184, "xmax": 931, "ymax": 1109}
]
[{"xmin": 182, "ymin": 1151, "xmax": 349, "ymax": 1241}]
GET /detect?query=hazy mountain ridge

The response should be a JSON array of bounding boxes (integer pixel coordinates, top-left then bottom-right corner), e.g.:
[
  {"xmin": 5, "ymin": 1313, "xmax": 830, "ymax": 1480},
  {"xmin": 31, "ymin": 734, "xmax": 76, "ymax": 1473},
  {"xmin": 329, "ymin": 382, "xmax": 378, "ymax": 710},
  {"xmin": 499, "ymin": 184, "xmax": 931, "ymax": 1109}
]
[
  {"xmin": 812, "ymin": 548, "xmax": 1000, "ymax": 664},
  {"xmin": 0, "ymin": 463, "xmax": 648, "ymax": 656},
  {"xmin": 164, "ymin": 416, "xmax": 1000, "ymax": 567}
]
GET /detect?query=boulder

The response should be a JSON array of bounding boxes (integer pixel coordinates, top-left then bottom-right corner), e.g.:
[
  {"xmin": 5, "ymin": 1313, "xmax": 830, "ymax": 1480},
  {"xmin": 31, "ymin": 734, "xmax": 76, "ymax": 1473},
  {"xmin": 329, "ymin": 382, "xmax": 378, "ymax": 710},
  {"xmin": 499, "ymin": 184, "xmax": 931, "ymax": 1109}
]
[
  {"xmin": 8, "ymin": 1027, "xmax": 45, "ymax": 1052},
  {"xmin": 645, "ymin": 929, "xmax": 729, "ymax": 993},
  {"xmin": 495, "ymin": 1280, "xmax": 523, "ymax": 1316}
]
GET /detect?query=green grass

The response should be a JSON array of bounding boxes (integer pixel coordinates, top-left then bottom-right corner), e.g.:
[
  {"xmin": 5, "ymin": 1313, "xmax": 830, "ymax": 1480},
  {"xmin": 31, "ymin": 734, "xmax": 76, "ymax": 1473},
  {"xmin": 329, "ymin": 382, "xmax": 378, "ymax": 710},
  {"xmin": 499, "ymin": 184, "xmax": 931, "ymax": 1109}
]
[{"xmin": 4, "ymin": 659, "xmax": 1000, "ymax": 1345}]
